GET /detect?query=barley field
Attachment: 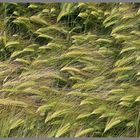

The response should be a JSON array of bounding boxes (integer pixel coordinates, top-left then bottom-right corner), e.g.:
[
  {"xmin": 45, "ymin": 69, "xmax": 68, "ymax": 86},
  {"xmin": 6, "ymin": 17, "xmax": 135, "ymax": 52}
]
[{"xmin": 0, "ymin": 2, "xmax": 140, "ymax": 137}]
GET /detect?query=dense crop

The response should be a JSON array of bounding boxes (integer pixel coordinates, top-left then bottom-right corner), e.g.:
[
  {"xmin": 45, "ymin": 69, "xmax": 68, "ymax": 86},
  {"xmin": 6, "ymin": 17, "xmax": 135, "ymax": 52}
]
[{"xmin": 0, "ymin": 2, "xmax": 140, "ymax": 137}]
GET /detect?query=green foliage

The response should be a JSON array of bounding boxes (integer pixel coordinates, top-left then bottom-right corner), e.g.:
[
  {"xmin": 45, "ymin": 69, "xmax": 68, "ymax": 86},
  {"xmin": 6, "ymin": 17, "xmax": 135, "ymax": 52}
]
[{"xmin": 0, "ymin": 2, "xmax": 140, "ymax": 137}]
